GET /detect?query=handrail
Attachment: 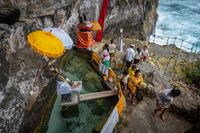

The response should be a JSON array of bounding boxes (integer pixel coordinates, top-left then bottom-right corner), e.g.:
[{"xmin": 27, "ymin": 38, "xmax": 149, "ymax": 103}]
[{"xmin": 150, "ymin": 34, "xmax": 199, "ymax": 54}]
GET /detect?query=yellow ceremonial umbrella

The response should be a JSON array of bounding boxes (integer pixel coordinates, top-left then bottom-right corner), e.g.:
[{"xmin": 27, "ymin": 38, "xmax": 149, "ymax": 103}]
[
  {"xmin": 27, "ymin": 31, "xmax": 64, "ymax": 58},
  {"xmin": 91, "ymin": 21, "xmax": 102, "ymax": 31}
]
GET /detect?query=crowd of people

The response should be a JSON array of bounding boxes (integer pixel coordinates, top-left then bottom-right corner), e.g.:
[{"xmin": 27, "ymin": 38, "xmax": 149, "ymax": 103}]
[
  {"xmin": 100, "ymin": 39, "xmax": 181, "ymax": 121},
  {"xmin": 55, "ymin": 37, "xmax": 181, "ymax": 121},
  {"xmin": 100, "ymin": 39, "xmax": 149, "ymax": 105},
  {"xmin": 122, "ymin": 43, "xmax": 149, "ymax": 105}
]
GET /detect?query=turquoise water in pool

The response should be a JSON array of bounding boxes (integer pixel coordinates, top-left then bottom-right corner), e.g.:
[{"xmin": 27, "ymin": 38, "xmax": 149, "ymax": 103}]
[{"xmin": 46, "ymin": 50, "xmax": 117, "ymax": 133}]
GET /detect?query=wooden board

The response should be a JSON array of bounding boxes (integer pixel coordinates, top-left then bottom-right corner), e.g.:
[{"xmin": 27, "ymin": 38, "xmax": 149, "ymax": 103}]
[{"xmin": 80, "ymin": 90, "xmax": 118, "ymax": 102}]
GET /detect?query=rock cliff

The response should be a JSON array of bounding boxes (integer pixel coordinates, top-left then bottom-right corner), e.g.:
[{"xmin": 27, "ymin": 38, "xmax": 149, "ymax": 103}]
[{"xmin": 0, "ymin": 0, "xmax": 158, "ymax": 132}]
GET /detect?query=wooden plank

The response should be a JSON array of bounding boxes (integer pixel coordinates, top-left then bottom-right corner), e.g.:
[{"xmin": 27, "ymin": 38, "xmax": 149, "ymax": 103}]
[{"xmin": 80, "ymin": 90, "xmax": 118, "ymax": 102}]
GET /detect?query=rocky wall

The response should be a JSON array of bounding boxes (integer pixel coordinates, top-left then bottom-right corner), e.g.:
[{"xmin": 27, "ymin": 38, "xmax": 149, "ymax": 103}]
[{"xmin": 1, "ymin": 0, "xmax": 158, "ymax": 39}]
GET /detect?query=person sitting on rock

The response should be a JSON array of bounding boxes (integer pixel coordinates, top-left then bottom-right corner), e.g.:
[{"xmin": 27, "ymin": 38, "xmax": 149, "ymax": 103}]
[
  {"xmin": 56, "ymin": 74, "xmax": 81, "ymax": 102},
  {"xmin": 154, "ymin": 85, "xmax": 181, "ymax": 121},
  {"xmin": 128, "ymin": 69, "xmax": 144, "ymax": 105},
  {"xmin": 141, "ymin": 45, "xmax": 149, "ymax": 61}
]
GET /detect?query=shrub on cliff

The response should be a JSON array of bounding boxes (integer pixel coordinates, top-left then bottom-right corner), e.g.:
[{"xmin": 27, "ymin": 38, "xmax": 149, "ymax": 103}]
[{"xmin": 184, "ymin": 61, "xmax": 200, "ymax": 88}]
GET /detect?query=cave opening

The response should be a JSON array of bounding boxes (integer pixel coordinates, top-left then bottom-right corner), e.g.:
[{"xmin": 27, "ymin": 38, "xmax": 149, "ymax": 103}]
[{"xmin": 0, "ymin": 6, "xmax": 21, "ymax": 25}]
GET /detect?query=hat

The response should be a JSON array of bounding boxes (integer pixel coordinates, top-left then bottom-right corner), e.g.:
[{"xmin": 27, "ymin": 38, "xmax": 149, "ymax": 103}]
[{"xmin": 130, "ymin": 44, "xmax": 135, "ymax": 47}]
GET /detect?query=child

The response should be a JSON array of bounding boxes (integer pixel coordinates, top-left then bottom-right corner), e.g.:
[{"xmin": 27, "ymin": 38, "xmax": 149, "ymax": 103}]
[
  {"xmin": 154, "ymin": 85, "xmax": 181, "ymax": 121},
  {"xmin": 119, "ymin": 70, "xmax": 129, "ymax": 94}
]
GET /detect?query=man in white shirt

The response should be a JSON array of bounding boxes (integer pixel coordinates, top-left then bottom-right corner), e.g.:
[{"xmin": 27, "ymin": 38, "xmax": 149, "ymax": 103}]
[{"xmin": 126, "ymin": 44, "xmax": 135, "ymax": 68}]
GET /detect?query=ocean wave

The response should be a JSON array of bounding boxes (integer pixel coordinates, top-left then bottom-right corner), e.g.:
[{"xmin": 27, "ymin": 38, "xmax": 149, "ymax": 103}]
[{"xmin": 156, "ymin": 0, "xmax": 200, "ymax": 51}]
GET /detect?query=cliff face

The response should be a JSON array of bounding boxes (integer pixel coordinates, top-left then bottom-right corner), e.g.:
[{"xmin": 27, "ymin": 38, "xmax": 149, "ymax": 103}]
[
  {"xmin": 0, "ymin": 0, "xmax": 158, "ymax": 132},
  {"xmin": 1, "ymin": 0, "xmax": 158, "ymax": 39}
]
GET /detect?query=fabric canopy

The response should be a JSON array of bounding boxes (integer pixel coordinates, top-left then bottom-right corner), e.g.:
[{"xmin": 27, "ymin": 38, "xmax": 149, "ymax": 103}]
[
  {"xmin": 77, "ymin": 31, "xmax": 94, "ymax": 49},
  {"xmin": 27, "ymin": 31, "xmax": 64, "ymax": 58},
  {"xmin": 43, "ymin": 28, "xmax": 73, "ymax": 49},
  {"xmin": 95, "ymin": 0, "xmax": 109, "ymax": 42}
]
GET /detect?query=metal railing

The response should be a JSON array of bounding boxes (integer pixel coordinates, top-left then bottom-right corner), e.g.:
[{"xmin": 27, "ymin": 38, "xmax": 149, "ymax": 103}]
[{"xmin": 150, "ymin": 35, "xmax": 199, "ymax": 54}]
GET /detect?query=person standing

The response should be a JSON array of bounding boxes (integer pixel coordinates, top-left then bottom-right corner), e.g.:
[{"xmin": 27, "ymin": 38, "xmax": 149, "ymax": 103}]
[
  {"xmin": 108, "ymin": 39, "xmax": 116, "ymax": 65},
  {"xmin": 141, "ymin": 45, "xmax": 149, "ymax": 61},
  {"xmin": 101, "ymin": 44, "xmax": 110, "ymax": 68},
  {"xmin": 128, "ymin": 64, "xmax": 138, "ymax": 78},
  {"xmin": 128, "ymin": 70, "xmax": 144, "ymax": 105},
  {"xmin": 126, "ymin": 44, "xmax": 135, "ymax": 69},
  {"xmin": 154, "ymin": 85, "xmax": 181, "ymax": 121},
  {"xmin": 119, "ymin": 70, "xmax": 129, "ymax": 94},
  {"xmin": 134, "ymin": 47, "xmax": 142, "ymax": 64}
]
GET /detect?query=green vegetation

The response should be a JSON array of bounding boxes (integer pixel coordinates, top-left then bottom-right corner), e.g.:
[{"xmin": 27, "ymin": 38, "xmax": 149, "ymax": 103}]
[{"xmin": 184, "ymin": 61, "xmax": 200, "ymax": 88}]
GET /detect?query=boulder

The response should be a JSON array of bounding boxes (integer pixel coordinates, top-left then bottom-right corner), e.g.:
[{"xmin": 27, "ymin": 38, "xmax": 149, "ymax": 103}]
[{"xmin": 169, "ymin": 94, "xmax": 200, "ymax": 123}]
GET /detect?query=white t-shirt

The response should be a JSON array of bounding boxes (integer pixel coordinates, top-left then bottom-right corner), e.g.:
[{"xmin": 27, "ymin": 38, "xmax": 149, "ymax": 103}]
[
  {"xmin": 108, "ymin": 43, "xmax": 116, "ymax": 53},
  {"xmin": 135, "ymin": 51, "xmax": 142, "ymax": 60},
  {"xmin": 122, "ymin": 74, "xmax": 129, "ymax": 84},
  {"xmin": 141, "ymin": 49, "xmax": 149, "ymax": 57},
  {"xmin": 101, "ymin": 49, "xmax": 110, "ymax": 61},
  {"xmin": 57, "ymin": 81, "xmax": 71, "ymax": 95},
  {"xmin": 126, "ymin": 48, "xmax": 135, "ymax": 62}
]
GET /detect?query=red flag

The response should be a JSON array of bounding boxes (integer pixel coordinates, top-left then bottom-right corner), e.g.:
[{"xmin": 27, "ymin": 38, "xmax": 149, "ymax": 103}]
[{"xmin": 95, "ymin": 0, "xmax": 109, "ymax": 42}]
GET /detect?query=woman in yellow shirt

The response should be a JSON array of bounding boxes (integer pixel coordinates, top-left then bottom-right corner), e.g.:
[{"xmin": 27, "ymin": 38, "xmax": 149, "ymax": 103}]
[
  {"xmin": 128, "ymin": 65, "xmax": 138, "ymax": 78},
  {"xmin": 128, "ymin": 69, "xmax": 144, "ymax": 104}
]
